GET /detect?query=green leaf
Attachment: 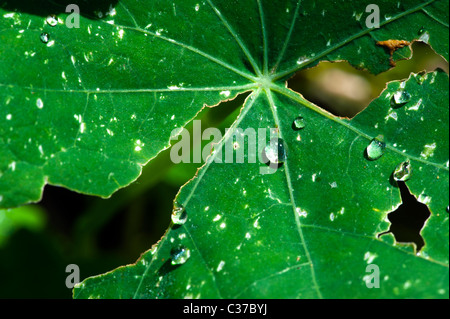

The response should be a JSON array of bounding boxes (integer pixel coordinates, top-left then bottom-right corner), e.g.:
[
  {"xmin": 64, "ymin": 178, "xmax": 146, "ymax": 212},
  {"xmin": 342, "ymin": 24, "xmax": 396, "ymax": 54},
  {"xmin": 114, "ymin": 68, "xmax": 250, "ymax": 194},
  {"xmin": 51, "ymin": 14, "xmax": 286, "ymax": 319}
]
[
  {"xmin": 1, "ymin": 0, "xmax": 448, "ymax": 298},
  {"xmin": 0, "ymin": 0, "xmax": 255, "ymax": 207},
  {"xmin": 74, "ymin": 70, "xmax": 449, "ymax": 299}
]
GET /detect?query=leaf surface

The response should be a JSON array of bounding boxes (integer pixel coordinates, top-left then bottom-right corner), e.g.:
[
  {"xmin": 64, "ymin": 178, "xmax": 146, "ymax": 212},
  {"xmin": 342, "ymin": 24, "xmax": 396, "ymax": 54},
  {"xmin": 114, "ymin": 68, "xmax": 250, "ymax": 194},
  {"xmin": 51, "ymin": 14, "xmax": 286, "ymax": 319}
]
[{"xmin": 0, "ymin": 0, "xmax": 448, "ymax": 298}]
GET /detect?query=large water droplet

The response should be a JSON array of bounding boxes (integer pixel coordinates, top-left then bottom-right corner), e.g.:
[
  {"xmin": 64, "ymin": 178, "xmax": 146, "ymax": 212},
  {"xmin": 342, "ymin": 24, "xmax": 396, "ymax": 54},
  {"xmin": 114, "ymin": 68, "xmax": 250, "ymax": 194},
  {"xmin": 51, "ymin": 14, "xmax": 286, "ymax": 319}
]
[
  {"xmin": 393, "ymin": 160, "xmax": 412, "ymax": 181},
  {"xmin": 171, "ymin": 246, "xmax": 191, "ymax": 265},
  {"xmin": 46, "ymin": 15, "xmax": 58, "ymax": 27},
  {"xmin": 40, "ymin": 32, "xmax": 50, "ymax": 43},
  {"xmin": 292, "ymin": 116, "xmax": 306, "ymax": 130},
  {"xmin": 171, "ymin": 202, "xmax": 187, "ymax": 225},
  {"xmin": 391, "ymin": 90, "xmax": 411, "ymax": 106},
  {"xmin": 366, "ymin": 135, "xmax": 386, "ymax": 161},
  {"xmin": 264, "ymin": 138, "xmax": 287, "ymax": 164}
]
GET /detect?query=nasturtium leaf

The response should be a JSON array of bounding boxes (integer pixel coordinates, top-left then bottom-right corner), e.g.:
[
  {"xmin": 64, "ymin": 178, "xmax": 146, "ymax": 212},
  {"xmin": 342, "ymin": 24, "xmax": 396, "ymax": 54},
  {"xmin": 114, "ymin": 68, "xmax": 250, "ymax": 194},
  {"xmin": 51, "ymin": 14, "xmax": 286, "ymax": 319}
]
[{"xmin": 1, "ymin": 0, "xmax": 448, "ymax": 298}]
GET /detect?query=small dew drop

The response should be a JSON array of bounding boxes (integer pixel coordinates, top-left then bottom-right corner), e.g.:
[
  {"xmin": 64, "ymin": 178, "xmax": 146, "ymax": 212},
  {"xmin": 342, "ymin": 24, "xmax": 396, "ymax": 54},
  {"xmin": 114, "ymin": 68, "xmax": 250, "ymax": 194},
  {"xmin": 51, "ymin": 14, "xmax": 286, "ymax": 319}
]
[
  {"xmin": 171, "ymin": 246, "xmax": 191, "ymax": 265},
  {"xmin": 366, "ymin": 135, "xmax": 386, "ymax": 161},
  {"xmin": 40, "ymin": 32, "xmax": 50, "ymax": 43},
  {"xmin": 418, "ymin": 31, "xmax": 430, "ymax": 44},
  {"xmin": 391, "ymin": 90, "xmax": 411, "ymax": 106},
  {"xmin": 46, "ymin": 14, "xmax": 58, "ymax": 27},
  {"xmin": 264, "ymin": 138, "xmax": 287, "ymax": 165},
  {"xmin": 296, "ymin": 56, "xmax": 310, "ymax": 65},
  {"xmin": 414, "ymin": 73, "xmax": 427, "ymax": 85},
  {"xmin": 393, "ymin": 160, "xmax": 412, "ymax": 182},
  {"xmin": 292, "ymin": 116, "xmax": 306, "ymax": 130},
  {"xmin": 171, "ymin": 202, "xmax": 187, "ymax": 225}
]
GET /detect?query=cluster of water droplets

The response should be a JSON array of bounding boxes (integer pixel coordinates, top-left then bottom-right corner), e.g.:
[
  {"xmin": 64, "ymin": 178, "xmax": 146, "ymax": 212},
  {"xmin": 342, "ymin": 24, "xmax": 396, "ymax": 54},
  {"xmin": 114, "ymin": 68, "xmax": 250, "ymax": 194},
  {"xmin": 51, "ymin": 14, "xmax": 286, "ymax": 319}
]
[
  {"xmin": 168, "ymin": 202, "xmax": 190, "ymax": 265},
  {"xmin": 26, "ymin": 7, "xmax": 446, "ymax": 283},
  {"xmin": 171, "ymin": 202, "xmax": 187, "ymax": 225},
  {"xmin": 261, "ymin": 115, "xmax": 308, "ymax": 167},
  {"xmin": 40, "ymin": 14, "xmax": 58, "ymax": 44},
  {"xmin": 364, "ymin": 134, "xmax": 415, "ymax": 185},
  {"xmin": 162, "ymin": 72, "xmax": 439, "ymax": 268},
  {"xmin": 165, "ymin": 115, "xmax": 305, "ymax": 265},
  {"xmin": 379, "ymin": 80, "xmax": 420, "ymax": 185}
]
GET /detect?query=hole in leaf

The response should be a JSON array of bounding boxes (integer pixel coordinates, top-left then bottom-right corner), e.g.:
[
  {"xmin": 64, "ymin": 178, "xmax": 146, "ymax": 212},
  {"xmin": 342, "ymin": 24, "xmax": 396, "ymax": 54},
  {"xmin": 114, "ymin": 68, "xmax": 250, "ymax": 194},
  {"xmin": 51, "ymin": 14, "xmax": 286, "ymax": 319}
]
[
  {"xmin": 288, "ymin": 42, "xmax": 449, "ymax": 118},
  {"xmin": 378, "ymin": 181, "xmax": 431, "ymax": 253}
]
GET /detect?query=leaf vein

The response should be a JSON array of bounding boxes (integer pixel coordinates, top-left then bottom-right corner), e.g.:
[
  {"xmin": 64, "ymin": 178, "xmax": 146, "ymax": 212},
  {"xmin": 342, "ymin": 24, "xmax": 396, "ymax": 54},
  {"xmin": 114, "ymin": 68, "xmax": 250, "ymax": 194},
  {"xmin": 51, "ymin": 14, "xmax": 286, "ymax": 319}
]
[
  {"xmin": 265, "ymin": 88, "xmax": 323, "ymax": 299},
  {"xmin": 272, "ymin": 0, "xmax": 438, "ymax": 80},
  {"xmin": 206, "ymin": 0, "xmax": 263, "ymax": 77}
]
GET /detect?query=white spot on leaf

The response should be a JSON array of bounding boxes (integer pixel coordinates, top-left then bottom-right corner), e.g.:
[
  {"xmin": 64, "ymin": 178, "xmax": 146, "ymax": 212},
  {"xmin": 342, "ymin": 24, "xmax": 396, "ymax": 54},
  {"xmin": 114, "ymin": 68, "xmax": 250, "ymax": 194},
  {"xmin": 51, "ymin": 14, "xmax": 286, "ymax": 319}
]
[
  {"xmin": 216, "ymin": 261, "xmax": 225, "ymax": 272},
  {"xmin": 364, "ymin": 251, "xmax": 378, "ymax": 264},
  {"xmin": 36, "ymin": 98, "xmax": 44, "ymax": 109}
]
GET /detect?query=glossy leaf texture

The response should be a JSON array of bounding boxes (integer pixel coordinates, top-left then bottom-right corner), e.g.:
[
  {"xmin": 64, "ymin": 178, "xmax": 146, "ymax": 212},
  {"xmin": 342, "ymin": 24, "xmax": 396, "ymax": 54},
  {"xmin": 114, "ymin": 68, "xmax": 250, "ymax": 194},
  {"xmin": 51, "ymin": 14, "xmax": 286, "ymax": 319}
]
[{"xmin": 0, "ymin": 0, "xmax": 448, "ymax": 298}]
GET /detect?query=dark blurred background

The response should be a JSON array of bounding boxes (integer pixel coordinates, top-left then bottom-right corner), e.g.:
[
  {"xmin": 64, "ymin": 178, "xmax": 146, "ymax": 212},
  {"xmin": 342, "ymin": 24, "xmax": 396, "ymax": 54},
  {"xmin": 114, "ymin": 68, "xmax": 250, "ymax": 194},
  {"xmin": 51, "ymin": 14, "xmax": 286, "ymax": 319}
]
[{"xmin": 0, "ymin": 41, "xmax": 448, "ymax": 298}]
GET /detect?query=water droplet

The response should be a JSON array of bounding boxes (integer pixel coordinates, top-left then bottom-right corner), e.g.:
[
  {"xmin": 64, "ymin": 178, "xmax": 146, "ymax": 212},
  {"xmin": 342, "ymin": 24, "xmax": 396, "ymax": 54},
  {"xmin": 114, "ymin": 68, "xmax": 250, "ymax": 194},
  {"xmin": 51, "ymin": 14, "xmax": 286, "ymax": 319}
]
[
  {"xmin": 391, "ymin": 90, "xmax": 411, "ymax": 106},
  {"xmin": 366, "ymin": 135, "xmax": 386, "ymax": 161},
  {"xmin": 264, "ymin": 138, "xmax": 287, "ymax": 164},
  {"xmin": 46, "ymin": 15, "xmax": 58, "ymax": 27},
  {"xmin": 418, "ymin": 194, "xmax": 431, "ymax": 205},
  {"xmin": 40, "ymin": 32, "xmax": 50, "ymax": 43},
  {"xmin": 418, "ymin": 30, "xmax": 430, "ymax": 43},
  {"xmin": 296, "ymin": 56, "xmax": 310, "ymax": 65},
  {"xmin": 418, "ymin": 27, "xmax": 425, "ymax": 35},
  {"xmin": 171, "ymin": 202, "xmax": 187, "ymax": 225},
  {"xmin": 292, "ymin": 116, "xmax": 306, "ymax": 130},
  {"xmin": 414, "ymin": 73, "xmax": 427, "ymax": 85},
  {"xmin": 393, "ymin": 160, "xmax": 412, "ymax": 181},
  {"xmin": 94, "ymin": 10, "xmax": 104, "ymax": 18},
  {"xmin": 171, "ymin": 246, "xmax": 191, "ymax": 265}
]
